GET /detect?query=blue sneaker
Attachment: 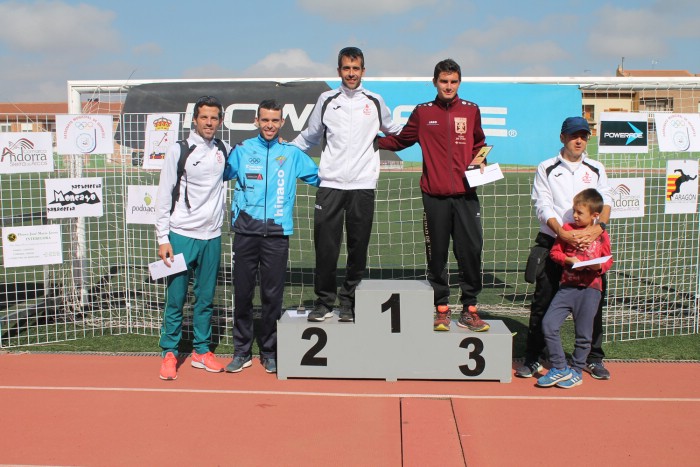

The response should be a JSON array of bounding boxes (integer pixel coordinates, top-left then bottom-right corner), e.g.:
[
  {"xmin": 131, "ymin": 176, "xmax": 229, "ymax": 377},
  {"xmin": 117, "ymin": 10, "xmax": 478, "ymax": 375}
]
[
  {"xmin": 557, "ymin": 368, "xmax": 583, "ymax": 388},
  {"xmin": 536, "ymin": 367, "xmax": 572, "ymax": 387},
  {"xmin": 225, "ymin": 355, "xmax": 252, "ymax": 373},
  {"xmin": 261, "ymin": 357, "xmax": 277, "ymax": 374}
]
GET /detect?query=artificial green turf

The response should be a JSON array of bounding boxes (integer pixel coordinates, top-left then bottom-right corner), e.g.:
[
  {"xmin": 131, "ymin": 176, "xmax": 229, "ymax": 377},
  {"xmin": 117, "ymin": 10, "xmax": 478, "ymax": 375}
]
[{"xmin": 7, "ymin": 317, "xmax": 699, "ymax": 362}]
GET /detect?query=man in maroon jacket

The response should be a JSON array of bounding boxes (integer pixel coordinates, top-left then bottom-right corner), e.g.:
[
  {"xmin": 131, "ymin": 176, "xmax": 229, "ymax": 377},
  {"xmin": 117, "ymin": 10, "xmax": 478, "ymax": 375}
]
[{"xmin": 379, "ymin": 58, "xmax": 489, "ymax": 332}]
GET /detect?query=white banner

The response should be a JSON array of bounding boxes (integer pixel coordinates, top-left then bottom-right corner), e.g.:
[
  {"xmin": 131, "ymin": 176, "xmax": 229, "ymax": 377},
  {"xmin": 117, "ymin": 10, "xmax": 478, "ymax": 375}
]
[
  {"xmin": 45, "ymin": 177, "xmax": 104, "ymax": 218},
  {"xmin": 55, "ymin": 114, "xmax": 114, "ymax": 155},
  {"xmin": 126, "ymin": 185, "xmax": 158, "ymax": 224},
  {"xmin": 665, "ymin": 160, "xmax": 698, "ymax": 214},
  {"xmin": 0, "ymin": 132, "xmax": 54, "ymax": 174},
  {"xmin": 654, "ymin": 113, "xmax": 700, "ymax": 152},
  {"xmin": 608, "ymin": 178, "xmax": 645, "ymax": 218},
  {"xmin": 2, "ymin": 224, "xmax": 63, "ymax": 268},
  {"xmin": 142, "ymin": 113, "xmax": 180, "ymax": 170}
]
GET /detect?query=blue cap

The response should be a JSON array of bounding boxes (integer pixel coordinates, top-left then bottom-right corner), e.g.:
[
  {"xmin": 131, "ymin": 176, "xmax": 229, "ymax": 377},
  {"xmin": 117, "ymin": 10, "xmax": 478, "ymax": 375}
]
[{"xmin": 561, "ymin": 116, "xmax": 590, "ymax": 135}]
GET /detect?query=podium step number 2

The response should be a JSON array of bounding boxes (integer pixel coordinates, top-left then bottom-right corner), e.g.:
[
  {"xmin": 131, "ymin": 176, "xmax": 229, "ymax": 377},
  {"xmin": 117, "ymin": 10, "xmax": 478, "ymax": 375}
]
[{"xmin": 277, "ymin": 280, "xmax": 512, "ymax": 382}]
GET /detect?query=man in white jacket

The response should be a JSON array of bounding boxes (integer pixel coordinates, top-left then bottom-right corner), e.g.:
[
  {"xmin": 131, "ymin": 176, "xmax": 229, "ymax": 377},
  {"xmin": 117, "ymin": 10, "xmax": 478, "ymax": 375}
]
[
  {"xmin": 292, "ymin": 47, "xmax": 402, "ymax": 323},
  {"xmin": 154, "ymin": 96, "xmax": 231, "ymax": 380}
]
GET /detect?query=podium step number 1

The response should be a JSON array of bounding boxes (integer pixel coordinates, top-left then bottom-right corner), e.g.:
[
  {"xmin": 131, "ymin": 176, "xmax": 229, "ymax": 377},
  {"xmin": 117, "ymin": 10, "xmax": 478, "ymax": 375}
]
[{"xmin": 278, "ymin": 280, "xmax": 512, "ymax": 382}]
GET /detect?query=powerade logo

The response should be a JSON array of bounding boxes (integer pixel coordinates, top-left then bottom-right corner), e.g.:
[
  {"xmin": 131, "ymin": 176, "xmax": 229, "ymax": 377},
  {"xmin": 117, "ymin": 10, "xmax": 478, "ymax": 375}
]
[{"xmin": 600, "ymin": 121, "xmax": 647, "ymax": 147}]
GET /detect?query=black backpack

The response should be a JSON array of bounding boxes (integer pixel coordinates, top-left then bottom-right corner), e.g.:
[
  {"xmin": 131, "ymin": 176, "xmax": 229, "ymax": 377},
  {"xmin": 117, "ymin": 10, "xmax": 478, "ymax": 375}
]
[{"xmin": 170, "ymin": 138, "xmax": 227, "ymax": 214}]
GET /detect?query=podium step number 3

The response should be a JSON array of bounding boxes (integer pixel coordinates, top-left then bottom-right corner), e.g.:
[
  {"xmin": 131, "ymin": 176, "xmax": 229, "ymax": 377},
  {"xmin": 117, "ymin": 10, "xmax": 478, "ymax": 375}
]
[{"xmin": 278, "ymin": 280, "xmax": 512, "ymax": 382}]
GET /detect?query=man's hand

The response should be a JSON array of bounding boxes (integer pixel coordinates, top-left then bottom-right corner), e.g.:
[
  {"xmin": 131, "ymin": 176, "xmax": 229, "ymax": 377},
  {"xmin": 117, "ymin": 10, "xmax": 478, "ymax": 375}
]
[
  {"xmin": 559, "ymin": 228, "xmax": 579, "ymax": 248},
  {"xmin": 158, "ymin": 243, "xmax": 174, "ymax": 267},
  {"xmin": 571, "ymin": 224, "xmax": 604, "ymax": 249}
]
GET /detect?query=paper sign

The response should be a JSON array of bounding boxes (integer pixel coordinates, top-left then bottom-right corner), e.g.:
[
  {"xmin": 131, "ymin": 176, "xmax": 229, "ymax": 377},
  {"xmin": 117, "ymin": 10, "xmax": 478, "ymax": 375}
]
[
  {"xmin": 654, "ymin": 113, "xmax": 700, "ymax": 152},
  {"xmin": 126, "ymin": 185, "xmax": 158, "ymax": 225},
  {"xmin": 45, "ymin": 177, "xmax": 104, "ymax": 218},
  {"xmin": 142, "ymin": 113, "xmax": 180, "ymax": 170},
  {"xmin": 609, "ymin": 178, "xmax": 645, "ymax": 218},
  {"xmin": 148, "ymin": 253, "xmax": 187, "ymax": 280},
  {"xmin": 598, "ymin": 112, "xmax": 648, "ymax": 154},
  {"xmin": 571, "ymin": 255, "xmax": 612, "ymax": 269},
  {"xmin": 2, "ymin": 224, "xmax": 63, "ymax": 268},
  {"xmin": 55, "ymin": 114, "xmax": 114, "ymax": 155},
  {"xmin": 465, "ymin": 163, "xmax": 504, "ymax": 187},
  {"xmin": 665, "ymin": 159, "xmax": 699, "ymax": 214},
  {"xmin": 0, "ymin": 132, "xmax": 54, "ymax": 174}
]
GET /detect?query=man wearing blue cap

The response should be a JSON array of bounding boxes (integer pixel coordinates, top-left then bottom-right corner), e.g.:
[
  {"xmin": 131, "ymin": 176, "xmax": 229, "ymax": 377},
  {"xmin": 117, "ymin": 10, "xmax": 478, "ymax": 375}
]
[{"xmin": 517, "ymin": 116, "xmax": 614, "ymax": 380}]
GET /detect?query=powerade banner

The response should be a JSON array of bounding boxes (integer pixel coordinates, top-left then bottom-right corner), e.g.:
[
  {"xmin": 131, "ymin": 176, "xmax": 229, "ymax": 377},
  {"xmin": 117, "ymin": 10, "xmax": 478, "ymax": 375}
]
[
  {"xmin": 598, "ymin": 112, "xmax": 648, "ymax": 154},
  {"xmin": 120, "ymin": 80, "xmax": 581, "ymax": 166}
]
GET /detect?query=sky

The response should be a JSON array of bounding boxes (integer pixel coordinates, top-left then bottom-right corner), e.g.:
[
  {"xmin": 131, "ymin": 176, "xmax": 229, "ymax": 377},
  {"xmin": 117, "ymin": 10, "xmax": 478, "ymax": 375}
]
[{"xmin": 0, "ymin": 0, "xmax": 699, "ymax": 103}]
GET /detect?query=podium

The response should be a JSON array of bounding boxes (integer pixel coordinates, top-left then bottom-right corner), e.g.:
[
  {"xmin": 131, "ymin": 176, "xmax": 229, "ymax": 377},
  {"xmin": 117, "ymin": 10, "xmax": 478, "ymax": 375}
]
[{"xmin": 277, "ymin": 280, "xmax": 512, "ymax": 382}]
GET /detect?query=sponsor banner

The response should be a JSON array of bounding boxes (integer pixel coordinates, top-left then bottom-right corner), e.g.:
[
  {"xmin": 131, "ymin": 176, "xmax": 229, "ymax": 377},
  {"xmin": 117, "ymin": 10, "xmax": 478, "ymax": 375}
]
[
  {"xmin": 119, "ymin": 80, "xmax": 582, "ymax": 166},
  {"xmin": 126, "ymin": 185, "xmax": 158, "ymax": 224},
  {"xmin": 608, "ymin": 178, "xmax": 645, "ymax": 218},
  {"xmin": 665, "ymin": 160, "xmax": 698, "ymax": 214},
  {"xmin": 45, "ymin": 177, "xmax": 104, "ymax": 218},
  {"xmin": 654, "ymin": 113, "xmax": 700, "ymax": 152},
  {"xmin": 2, "ymin": 224, "xmax": 63, "ymax": 268},
  {"xmin": 371, "ymin": 81, "xmax": 581, "ymax": 166},
  {"xmin": 0, "ymin": 132, "xmax": 54, "ymax": 174},
  {"xmin": 142, "ymin": 113, "xmax": 180, "ymax": 170},
  {"xmin": 598, "ymin": 112, "xmax": 648, "ymax": 154},
  {"xmin": 56, "ymin": 114, "xmax": 114, "ymax": 155}
]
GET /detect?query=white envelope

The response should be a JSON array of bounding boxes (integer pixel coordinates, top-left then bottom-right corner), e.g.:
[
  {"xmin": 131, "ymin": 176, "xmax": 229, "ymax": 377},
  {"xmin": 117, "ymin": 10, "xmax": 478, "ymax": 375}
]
[
  {"xmin": 149, "ymin": 253, "xmax": 187, "ymax": 280},
  {"xmin": 571, "ymin": 255, "xmax": 612, "ymax": 269},
  {"xmin": 286, "ymin": 308, "xmax": 311, "ymax": 318},
  {"xmin": 465, "ymin": 163, "xmax": 504, "ymax": 187}
]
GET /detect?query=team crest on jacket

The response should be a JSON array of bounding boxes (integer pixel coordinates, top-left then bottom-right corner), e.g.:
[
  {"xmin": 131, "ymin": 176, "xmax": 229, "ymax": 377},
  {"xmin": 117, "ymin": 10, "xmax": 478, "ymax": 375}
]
[
  {"xmin": 363, "ymin": 104, "xmax": 372, "ymax": 116},
  {"xmin": 275, "ymin": 155, "xmax": 287, "ymax": 167},
  {"xmin": 454, "ymin": 117, "xmax": 467, "ymax": 135}
]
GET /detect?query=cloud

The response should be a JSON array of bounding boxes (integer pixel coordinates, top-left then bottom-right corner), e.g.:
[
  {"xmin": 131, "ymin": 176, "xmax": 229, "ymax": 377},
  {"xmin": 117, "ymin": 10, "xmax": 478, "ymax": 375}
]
[
  {"xmin": 182, "ymin": 49, "xmax": 333, "ymax": 80},
  {"xmin": 0, "ymin": 56, "xmax": 66, "ymax": 101},
  {"xmin": 241, "ymin": 49, "xmax": 335, "ymax": 77},
  {"xmin": 497, "ymin": 41, "xmax": 568, "ymax": 64},
  {"xmin": 0, "ymin": 1, "xmax": 124, "ymax": 101},
  {"xmin": 297, "ymin": 0, "xmax": 438, "ymax": 20},
  {"xmin": 362, "ymin": 48, "xmax": 437, "ymax": 77},
  {"xmin": 181, "ymin": 64, "xmax": 238, "ymax": 80},
  {"xmin": 132, "ymin": 42, "xmax": 163, "ymax": 56},
  {"xmin": 0, "ymin": 1, "xmax": 119, "ymax": 57},
  {"xmin": 587, "ymin": 5, "xmax": 668, "ymax": 59}
]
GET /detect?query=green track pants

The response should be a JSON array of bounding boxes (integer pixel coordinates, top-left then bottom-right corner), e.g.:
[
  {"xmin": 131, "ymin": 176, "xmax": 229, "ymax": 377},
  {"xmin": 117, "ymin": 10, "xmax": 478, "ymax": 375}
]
[{"xmin": 159, "ymin": 232, "xmax": 221, "ymax": 357}]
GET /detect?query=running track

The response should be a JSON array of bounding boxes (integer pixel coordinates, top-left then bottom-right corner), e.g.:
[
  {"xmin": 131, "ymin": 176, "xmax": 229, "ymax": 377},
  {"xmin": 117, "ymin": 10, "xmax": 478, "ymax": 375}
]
[{"xmin": 1, "ymin": 354, "xmax": 698, "ymax": 466}]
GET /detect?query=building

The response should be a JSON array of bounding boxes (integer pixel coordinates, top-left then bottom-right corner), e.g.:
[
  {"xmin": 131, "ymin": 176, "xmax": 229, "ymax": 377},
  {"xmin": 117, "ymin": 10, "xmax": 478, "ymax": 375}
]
[{"xmin": 582, "ymin": 66, "xmax": 700, "ymax": 135}]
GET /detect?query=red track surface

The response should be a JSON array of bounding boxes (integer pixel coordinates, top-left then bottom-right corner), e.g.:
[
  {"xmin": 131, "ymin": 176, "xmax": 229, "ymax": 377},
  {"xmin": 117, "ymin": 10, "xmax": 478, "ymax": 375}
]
[{"xmin": 1, "ymin": 354, "xmax": 699, "ymax": 466}]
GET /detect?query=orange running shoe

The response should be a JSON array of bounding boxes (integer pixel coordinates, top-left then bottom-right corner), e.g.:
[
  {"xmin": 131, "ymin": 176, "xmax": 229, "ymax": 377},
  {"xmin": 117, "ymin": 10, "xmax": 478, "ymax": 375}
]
[
  {"xmin": 159, "ymin": 352, "xmax": 178, "ymax": 381},
  {"xmin": 433, "ymin": 304, "xmax": 451, "ymax": 331},
  {"xmin": 191, "ymin": 351, "xmax": 224, "ymax": 373},
  {"xmin": 457, "ymin": 305, "xmax": 490, "ymax": 332}
]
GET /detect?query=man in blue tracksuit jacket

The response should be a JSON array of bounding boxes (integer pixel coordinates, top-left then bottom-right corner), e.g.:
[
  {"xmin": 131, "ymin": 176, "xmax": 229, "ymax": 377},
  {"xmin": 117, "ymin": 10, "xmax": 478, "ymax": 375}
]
[{"xmin": 223, "ymin": 99, "xmax": 320, "ymax": 374}]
